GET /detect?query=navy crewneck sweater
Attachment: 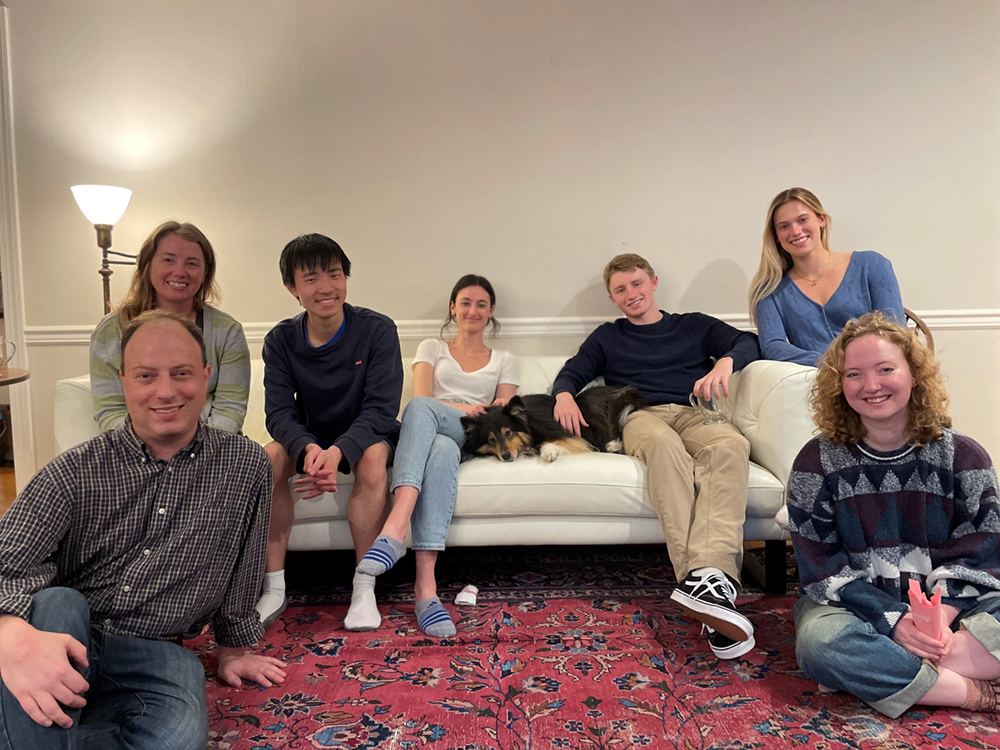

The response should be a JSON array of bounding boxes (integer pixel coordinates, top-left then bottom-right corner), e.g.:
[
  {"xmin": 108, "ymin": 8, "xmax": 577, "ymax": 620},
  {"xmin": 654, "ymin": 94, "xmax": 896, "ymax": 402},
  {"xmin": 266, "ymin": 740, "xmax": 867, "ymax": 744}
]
[
  {"xmin": 552, "ymin": 312, "xmax": 760, "ymax": 406},
  {"xmin": 263, "ymin": 304, "xmax": 402, "ymax": 469}
]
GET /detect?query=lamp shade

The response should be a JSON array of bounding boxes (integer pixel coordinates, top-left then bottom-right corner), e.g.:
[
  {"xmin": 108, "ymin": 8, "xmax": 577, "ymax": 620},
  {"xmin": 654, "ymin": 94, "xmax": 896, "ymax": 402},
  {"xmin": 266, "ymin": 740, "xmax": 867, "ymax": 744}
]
[{"xmin": 70, "ymin": 185, "xmax": 132, "ymax": 226}]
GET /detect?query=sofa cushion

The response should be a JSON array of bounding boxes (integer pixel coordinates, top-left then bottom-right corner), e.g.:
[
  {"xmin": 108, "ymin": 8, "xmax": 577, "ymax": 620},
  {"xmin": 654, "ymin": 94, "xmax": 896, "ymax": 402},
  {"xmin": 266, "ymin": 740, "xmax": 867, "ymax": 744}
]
[{"xmin": 288, "ymin": 455, "xmax": 784, "ymax": 523}]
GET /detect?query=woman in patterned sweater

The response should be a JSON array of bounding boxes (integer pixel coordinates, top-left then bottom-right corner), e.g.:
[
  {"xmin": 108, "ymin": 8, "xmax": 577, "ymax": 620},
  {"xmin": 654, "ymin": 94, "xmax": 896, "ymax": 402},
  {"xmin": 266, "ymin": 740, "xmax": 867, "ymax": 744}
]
[
  {"xmin": 788, "ymin": 312, "xmax": 1000, "ymax": 717},
  {"xmin": 90, "ymin": 221, "xmax": 250, "ymax": 434}
]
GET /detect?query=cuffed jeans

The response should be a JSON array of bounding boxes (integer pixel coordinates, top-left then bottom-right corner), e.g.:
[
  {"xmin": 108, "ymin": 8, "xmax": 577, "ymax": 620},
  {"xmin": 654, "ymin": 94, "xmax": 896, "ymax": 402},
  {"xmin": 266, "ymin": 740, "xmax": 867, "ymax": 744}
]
[
  {"xmin": 623, "ymin": 405, "xmax": 750, "ymax": 584},
  {"xmin": 795, "ymin": 595, "xmax": 1000, "ymax": 718},
  {"xmin": 390, "ymin": 397, "xmax": 465, "ymax": 550},
  {"xmin": 0, "ymin": 587, "xmax": 208, "ymax": 750}
]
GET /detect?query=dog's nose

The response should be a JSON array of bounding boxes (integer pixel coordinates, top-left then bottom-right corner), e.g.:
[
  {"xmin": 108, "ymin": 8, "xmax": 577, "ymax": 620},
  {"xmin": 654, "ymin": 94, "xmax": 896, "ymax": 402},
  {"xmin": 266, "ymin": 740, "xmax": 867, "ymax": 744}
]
[{"xmin": 501, "ymin": 452, "xmax": 513, "ymax": 462}]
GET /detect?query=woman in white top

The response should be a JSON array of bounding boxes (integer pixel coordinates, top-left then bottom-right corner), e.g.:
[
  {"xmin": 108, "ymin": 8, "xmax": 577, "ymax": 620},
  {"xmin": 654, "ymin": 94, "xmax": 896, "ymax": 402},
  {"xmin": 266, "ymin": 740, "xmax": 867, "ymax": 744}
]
[{"xmin": 356, "ymin": 275, "xmax": 518, "ymax": 637}]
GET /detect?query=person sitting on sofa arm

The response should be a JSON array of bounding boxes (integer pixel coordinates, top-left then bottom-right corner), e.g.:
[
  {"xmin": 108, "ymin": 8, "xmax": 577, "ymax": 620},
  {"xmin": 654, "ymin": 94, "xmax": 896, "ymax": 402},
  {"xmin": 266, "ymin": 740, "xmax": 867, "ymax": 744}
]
[
  {"xmin": 256, "ymin": 234, "xmax": 403, "ymax": 633},
  {"xmin": 0, "ymin": 310, "xmax": 283, "ymax": 750},
  {"xmin": 551, "ymin": 253, "xmax": 760, "ymax": 660},
  {"xmin": 355, "ymin": 274, "xmax": 519, "ymax": 638},
  {"xmin": 748, "ymin": 187, "xmax": 904, "ymax": 366}
]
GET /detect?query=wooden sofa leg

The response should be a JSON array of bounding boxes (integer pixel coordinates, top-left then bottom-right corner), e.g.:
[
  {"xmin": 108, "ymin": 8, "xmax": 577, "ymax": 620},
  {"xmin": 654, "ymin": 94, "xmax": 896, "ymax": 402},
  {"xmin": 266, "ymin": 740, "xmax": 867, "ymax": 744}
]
[
  {"xmin": 762, "ymin": 540, "xmax": 788, "ymax": 596},
  {"xmin": 742, "ymin": 540, "xmax": 789, "ymax": 595}
]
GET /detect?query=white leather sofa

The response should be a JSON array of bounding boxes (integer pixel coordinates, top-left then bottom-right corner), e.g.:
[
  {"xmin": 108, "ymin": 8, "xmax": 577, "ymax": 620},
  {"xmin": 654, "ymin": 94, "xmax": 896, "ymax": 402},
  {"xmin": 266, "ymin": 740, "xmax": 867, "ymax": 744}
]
[{"xmin": 55, "ymin": 356, "xmax": 816, "ymax": 593}]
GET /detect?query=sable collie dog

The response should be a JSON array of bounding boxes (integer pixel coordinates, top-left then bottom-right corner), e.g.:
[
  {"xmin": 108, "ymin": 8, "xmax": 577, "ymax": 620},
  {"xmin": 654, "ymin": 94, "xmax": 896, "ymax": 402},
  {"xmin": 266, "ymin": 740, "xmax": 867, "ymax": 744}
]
[{"xmin": 461, "ymin": 386, "xmax": 648, "ymax": 462}]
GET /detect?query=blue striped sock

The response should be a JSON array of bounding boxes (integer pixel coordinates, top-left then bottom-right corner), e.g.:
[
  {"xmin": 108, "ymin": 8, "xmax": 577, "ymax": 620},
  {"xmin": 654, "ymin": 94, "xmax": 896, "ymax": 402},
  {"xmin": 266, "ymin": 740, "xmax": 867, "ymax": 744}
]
[
  {"xmin": 415, "ymin": 596, "xmax": 456, "ymax": 638},
  {"xmin": 356, "ymin": 535, "xmax": 406, "ymax": 576}
]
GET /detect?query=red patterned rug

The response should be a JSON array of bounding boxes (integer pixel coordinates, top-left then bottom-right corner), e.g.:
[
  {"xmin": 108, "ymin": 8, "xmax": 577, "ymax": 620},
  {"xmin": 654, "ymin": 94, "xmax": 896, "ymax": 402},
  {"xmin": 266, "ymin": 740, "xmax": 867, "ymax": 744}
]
[{"xmin": 192, "ymin": 547, "xmax": 998, "ymax": 749}]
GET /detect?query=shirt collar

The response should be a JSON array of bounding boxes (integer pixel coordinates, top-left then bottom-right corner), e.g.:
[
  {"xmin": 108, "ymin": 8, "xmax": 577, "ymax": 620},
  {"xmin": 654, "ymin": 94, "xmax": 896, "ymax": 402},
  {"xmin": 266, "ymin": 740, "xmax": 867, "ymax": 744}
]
[{"xmin": 116, "ymin": 417, "xmax": 207, "ymax": 462}]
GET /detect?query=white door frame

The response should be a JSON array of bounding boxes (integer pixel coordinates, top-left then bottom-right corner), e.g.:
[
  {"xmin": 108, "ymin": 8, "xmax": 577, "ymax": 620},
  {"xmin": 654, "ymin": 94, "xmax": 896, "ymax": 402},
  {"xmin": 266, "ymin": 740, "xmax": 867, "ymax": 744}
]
[{"xmin": 0, "ymin": 4, "xmax": 37, "ymax": 489}]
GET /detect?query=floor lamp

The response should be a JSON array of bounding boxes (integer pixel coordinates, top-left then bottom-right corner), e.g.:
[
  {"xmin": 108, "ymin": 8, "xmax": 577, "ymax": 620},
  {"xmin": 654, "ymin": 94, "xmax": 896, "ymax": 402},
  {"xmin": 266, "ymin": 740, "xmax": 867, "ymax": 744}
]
[{"xmin": 70, "ymin": 185, "xmax": 134, "ymax": 315}]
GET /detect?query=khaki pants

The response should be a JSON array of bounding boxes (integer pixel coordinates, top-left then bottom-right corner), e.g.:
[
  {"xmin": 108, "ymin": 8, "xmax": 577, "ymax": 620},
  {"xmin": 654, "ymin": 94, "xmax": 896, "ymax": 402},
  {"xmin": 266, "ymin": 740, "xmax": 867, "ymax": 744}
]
[{"xmin": 623, "ymin": 404, "xmax": 750, "ymax": 585}]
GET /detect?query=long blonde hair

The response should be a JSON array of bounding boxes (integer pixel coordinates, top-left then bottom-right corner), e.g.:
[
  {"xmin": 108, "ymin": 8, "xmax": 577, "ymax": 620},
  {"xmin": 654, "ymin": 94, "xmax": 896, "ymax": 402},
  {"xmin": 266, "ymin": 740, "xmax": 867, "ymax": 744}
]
[
  {"xmin": 810, "ymin": 312, "xmax": 950, "ymax": 446},
  {"xmin": 748, "ymin": 188, "xmax": 832, "ymax": 325},
  {"xmin": 116, "ymin": 221, "xmax": 220, "ymax": 326}
]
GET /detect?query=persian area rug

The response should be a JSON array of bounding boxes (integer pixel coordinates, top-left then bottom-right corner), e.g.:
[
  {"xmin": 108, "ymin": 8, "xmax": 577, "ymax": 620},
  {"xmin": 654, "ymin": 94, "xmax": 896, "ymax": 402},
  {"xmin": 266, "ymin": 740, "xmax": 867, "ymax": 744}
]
[{"xmin": 192, "ymin": 546, "xmax": 999, "ymax": 749}]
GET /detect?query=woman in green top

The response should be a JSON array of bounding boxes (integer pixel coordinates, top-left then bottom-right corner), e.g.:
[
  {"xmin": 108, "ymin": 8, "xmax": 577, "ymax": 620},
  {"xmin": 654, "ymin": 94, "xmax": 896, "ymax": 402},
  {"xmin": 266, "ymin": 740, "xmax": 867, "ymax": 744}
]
[{"xmin": 89, "ymin": 220, "xmax": 251, "ymax": 433}]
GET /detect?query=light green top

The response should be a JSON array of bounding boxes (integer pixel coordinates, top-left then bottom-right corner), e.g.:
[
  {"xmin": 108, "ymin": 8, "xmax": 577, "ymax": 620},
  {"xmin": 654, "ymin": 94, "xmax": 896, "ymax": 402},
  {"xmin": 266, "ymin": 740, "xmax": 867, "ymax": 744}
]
[{"xmin": 89, "ymin": 306, "xmax": 251, "ymax": 433}]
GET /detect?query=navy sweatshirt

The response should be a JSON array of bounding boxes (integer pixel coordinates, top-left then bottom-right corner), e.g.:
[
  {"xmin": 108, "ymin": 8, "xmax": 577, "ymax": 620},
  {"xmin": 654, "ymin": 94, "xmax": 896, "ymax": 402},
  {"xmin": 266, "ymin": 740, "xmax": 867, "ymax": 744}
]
[
  {"xmin": 552, "ymin": 312, "xmax": 760, "ymax": 406},
  {"xmin": 263, "ymin": 304, "xmax": 403, "ymax": 469}
]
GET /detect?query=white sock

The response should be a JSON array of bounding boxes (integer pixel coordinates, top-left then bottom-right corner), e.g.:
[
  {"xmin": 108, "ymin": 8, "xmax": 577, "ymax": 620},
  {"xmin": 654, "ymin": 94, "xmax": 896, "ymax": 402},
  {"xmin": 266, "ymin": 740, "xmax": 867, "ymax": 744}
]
[
  {"xmin": 344, "ymin": 572, "xmax": 381, "ymax": 631},
  {"xmin": 255, "ymin": 570, "xmax": 286, "ymax": 621}
]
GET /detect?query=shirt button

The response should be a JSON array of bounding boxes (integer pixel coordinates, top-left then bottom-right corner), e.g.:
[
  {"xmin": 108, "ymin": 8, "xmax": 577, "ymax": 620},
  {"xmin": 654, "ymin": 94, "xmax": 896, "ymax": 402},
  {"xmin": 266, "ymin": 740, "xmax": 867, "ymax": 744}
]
[
  {"xmin": 157, "ymin": 508, "xmax": 166, "ymax": 515},
  {"xmin": 167, "ymin": 467, "xmax": 173, "ymax": 473},
  {"xmin": 104, "ymin": 618, "xmax": 112, "ymax": 625},
  {"xmin": 143, "ymin": 549, "xmax": 151, "ymax": 556},
  {"xmin": 141, "ymin": 457, "xmax": 146, "ymax": 463},
  {"xmin": 122, "ymin": 585, "xmax": 130, "ymax": 592},
  {"xmin": 190, "ymin": 453, "xmax": 195, "ymax": 458}
]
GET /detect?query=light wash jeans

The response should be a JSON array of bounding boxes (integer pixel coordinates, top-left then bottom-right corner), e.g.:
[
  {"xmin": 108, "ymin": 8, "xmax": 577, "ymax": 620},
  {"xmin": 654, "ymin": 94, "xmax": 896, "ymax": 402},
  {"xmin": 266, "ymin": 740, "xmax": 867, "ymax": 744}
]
[
  {"xmin": 0, "ymin": 587, "xmax": 209, "ymax": 750},
  {"xmin": 794, "ymin": 594, "xmax": 1000, "ymax": 718},
  {"xmin": 391, "ymin": 397, "xmax": 466, "ymax": 550}
]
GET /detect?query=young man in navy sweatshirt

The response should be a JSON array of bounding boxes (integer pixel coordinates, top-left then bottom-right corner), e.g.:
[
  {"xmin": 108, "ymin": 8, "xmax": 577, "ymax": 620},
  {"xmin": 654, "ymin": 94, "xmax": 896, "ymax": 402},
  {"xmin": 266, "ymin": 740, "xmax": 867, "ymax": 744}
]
[
  {"xmin": 552, "ymin": 253, "xmax": 760, "ymax": 659},
  {"xmin": 256, "ymin": 234, "xmax": 403, "ymax": 632}
]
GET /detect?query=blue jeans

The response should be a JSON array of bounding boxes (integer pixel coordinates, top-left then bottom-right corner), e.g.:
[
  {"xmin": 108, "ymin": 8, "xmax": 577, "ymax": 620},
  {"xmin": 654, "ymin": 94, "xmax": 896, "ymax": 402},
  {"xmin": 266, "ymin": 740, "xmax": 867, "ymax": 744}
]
[
  {"xmin": 794, "ymin": 594, "xmax": 1000, "ymax": 718},
  {"xmin": 0, "ymin": 588, "xmax": 208, "ymax": 750},
  {"xmin": 391, "ymin": 397, "xmax": 465, "ymax": 550}
]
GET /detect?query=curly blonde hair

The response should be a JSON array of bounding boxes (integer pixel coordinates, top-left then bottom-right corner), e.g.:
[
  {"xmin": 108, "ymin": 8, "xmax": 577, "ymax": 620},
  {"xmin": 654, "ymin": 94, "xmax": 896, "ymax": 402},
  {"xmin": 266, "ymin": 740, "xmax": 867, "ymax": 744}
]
[
  {"xmin": 811, "ymin": 311, "xmax": 950, "ymax": 446},
  {"xmin": 748, "ymin": 187, "xmax": 831, "ymax": 325}
]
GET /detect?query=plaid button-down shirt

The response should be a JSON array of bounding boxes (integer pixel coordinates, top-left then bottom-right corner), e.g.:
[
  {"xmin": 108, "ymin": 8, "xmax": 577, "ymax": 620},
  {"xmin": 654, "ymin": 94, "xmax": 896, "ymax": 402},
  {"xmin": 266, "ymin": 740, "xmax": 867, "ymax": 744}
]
[{"xmin": 0, "ymin": 421, "xmax": 272, "ymax": 648}]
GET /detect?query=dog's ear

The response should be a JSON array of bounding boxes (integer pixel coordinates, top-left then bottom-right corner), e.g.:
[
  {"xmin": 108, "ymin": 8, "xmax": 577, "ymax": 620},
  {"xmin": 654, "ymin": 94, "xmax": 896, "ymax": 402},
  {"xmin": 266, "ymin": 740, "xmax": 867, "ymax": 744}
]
[
  {"xmin": 460, "ymin": 415, "xmax": 478, "ymax": 434},
  {"xmin": 505, "ymin": 396, "xmax": 525, "ymax": 416}
]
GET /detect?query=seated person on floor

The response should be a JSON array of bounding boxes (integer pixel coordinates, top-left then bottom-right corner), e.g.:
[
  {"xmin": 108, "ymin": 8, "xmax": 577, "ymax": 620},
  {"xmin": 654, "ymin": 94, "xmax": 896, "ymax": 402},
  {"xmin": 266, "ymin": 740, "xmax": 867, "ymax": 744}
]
[
  {"xmin": 748, "ymin": 187, "xmax": 904, "ymax": 366},
  {"xmin": 356, "ymin": 274, "xmax": 519, "ymax": 638},
  {"xmin": 257, "ymin": 234, "xmax": 403, "ymax": 633},
  {"xmin": 551, "ymin": 253, "xmax": 760, "ymax": 660},
  {"xmin": 90, "ymin": 220, "xmax": 251, "ymax": 434},
  {"xmin": 0, "ymin": 310, "xmax": 283, "ymax": 750},
  {"xmin": 789, "ymin": 311, "xmax": 1000, "ymax": 718}
]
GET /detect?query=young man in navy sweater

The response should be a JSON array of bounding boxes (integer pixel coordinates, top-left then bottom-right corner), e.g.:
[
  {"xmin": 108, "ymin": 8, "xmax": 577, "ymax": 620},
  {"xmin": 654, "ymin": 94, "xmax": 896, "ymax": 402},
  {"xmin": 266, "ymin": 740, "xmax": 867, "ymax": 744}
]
[
  {"xmin": 256, "ymin": 234, "xmax": 403, "ymax": 632},
  {"xmin": 552, "ymin": 254, "xmax": 760, "ymax": 659}
]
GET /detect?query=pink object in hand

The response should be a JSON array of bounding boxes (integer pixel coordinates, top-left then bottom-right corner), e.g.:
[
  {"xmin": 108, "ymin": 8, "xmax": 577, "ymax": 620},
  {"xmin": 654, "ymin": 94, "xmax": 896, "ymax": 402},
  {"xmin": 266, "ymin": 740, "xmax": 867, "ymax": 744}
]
[{"xmin": 907, "ymin": 579, "xmax": 947, "ymax": 641}]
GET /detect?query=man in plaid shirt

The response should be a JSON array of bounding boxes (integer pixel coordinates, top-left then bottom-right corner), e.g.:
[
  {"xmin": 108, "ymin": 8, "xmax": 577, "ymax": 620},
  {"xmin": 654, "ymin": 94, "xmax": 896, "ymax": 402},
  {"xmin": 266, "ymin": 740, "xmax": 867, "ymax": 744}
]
[{"xmin": 0, "ymin": 310, "xmax": 284, "ymax": 750}]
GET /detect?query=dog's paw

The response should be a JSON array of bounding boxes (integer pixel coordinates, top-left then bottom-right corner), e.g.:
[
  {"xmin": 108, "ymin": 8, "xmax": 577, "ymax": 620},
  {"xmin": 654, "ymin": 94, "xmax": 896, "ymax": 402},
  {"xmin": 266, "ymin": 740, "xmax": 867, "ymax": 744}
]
[
  {"xmin": 605, "ymin": 439, "xmax": 624, "ymax": 453},
  {"xmin": 539, "ymin": 443, "xmax": 563, "ymax": 462}
]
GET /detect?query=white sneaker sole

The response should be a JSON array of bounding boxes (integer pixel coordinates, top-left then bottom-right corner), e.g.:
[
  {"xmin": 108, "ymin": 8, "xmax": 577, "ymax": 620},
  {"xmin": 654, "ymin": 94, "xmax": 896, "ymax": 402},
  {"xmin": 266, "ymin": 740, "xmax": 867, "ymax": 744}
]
[
  {"xmin": 710, "ymin": 632, "xmax": 755, "ymax": 660},
  {"xmin": 669, "ymin": 588, "xmax": 754, "ymax": 642}
]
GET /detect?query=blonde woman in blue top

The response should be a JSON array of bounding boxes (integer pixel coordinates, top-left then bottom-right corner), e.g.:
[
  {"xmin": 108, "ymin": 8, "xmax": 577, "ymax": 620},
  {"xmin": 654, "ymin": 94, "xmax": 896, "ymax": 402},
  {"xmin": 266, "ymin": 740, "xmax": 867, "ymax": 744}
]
[{"xmin": 748, "ymin": 188, "xmax": 904, "ymax": 366}]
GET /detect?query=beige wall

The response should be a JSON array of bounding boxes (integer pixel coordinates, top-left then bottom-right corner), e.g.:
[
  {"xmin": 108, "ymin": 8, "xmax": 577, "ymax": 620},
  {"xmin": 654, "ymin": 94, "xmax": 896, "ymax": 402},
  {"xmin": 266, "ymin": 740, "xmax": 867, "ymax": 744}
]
[{"xmin": 6, "ymin": 1, "xmax": 1000, "ymax": 479}]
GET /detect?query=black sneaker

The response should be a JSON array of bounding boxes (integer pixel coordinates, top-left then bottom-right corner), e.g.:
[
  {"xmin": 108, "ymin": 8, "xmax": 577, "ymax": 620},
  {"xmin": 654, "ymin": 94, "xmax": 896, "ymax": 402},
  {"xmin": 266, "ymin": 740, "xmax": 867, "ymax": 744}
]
[
  {"xmin": 669, "ymin": 567, "xmax": 754, "ymax": 643},
  {"xmin": 705, "ymin": 625, "xmax": 755, "ymax": 659}
]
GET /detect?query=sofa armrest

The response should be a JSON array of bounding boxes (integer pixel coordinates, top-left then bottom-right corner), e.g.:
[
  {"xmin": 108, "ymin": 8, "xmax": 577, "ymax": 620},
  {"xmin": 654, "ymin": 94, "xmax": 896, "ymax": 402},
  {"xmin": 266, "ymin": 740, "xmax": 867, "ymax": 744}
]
[
  {"xmin": 727, "ymin": 360, "xmax": 816, "ymax": 490},
  {"xmin": 54, "ymin": 375, "xmax": 100, "ymax": 454}
]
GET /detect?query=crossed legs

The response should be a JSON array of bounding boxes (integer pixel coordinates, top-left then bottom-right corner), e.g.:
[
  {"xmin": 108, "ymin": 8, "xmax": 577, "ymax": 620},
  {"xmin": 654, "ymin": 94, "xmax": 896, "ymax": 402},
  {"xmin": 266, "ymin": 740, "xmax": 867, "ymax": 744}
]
[
  {"xmin": 796, "ymin": 597, "xmax": 1000, "ymax": 717},
  {"xmin": 357, "ymin": 398, "xmax": 464, "ymax": 637}
]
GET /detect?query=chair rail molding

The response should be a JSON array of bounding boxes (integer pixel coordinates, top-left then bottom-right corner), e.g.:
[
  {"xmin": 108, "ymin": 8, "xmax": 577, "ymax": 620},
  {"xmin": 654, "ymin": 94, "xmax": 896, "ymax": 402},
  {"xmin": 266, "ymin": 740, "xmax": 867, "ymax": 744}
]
[
  {"xmin": 0, "ymin": 4, "xmax": 36, "ymax": 489},
  {"xmin": 25, "ymin": 309, "xmax": 1000, "ymax": 347}
]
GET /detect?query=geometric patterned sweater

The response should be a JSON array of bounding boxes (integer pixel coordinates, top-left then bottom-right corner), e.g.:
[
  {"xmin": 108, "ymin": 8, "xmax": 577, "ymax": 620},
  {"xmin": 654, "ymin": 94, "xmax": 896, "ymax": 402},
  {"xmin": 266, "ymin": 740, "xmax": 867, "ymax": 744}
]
[{"xmin": 788, "ymin": 429, "xmax": 1000, "ymax": 637}]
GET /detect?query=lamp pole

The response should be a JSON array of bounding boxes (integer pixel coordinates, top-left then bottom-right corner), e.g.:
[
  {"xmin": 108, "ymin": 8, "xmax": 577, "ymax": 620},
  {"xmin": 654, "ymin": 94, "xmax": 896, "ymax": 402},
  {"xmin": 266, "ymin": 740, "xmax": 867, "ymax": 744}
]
[{"xmin": 93, "ymin": 223, "xmax": 135, "ymax": 315}]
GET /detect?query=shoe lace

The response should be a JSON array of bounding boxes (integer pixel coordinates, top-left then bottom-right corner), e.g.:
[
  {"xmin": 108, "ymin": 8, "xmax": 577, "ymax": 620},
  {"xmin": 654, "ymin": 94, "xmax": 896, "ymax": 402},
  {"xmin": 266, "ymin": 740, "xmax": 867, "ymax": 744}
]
[{"xmin": 694, "ymin": 572, "xmax": 737, "ymax": 603}]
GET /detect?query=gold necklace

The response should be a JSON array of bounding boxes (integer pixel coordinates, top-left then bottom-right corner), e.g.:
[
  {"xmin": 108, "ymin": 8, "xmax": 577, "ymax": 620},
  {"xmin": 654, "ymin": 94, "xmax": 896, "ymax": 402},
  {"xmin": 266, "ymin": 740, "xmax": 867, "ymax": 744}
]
[
  {"xmin": 794, "ymin": 251, "xmax": 832, "ymax": 286},
  {"xmin": 449, "ymin": 340, "xmax": 489, "ymax": 356}
]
